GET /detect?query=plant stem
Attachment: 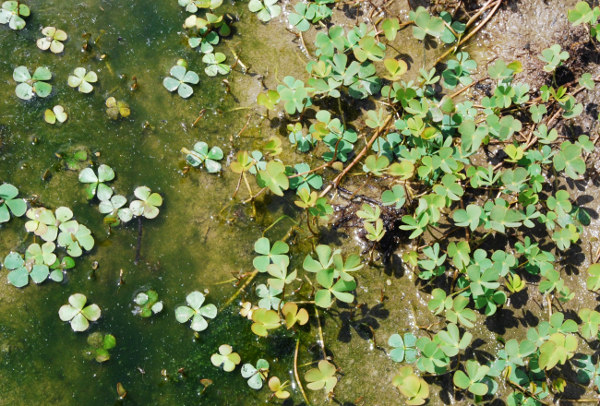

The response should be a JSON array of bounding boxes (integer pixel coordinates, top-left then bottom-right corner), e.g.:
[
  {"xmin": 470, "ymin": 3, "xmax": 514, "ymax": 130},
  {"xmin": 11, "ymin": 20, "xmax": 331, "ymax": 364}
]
[
  {"xmin": 221, "ymin": 269, "xmax": 259, "ymax": 310},
  {"xmin": 431, "ymin": 0, "xmax": 503, "ymax": 67},
  {"xmin": 294, "ymin": 338, "xmax": 311, "ymax": 406},
  {"xmin": 320, "ymin": 114, "xmax": 395, "ymax": 197}
]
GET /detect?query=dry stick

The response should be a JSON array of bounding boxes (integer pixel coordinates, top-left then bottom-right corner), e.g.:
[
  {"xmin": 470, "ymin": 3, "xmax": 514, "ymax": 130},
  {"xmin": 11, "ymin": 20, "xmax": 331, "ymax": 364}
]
[
  {"xmin": 432, "ymin": 0, "xmax": 503, "ymax": 67},
  {"xmin": 294, "ymin": 338, "xmax": 311, "ymax": 406},
  {"xmin": 221, "ymin": 269, "xmax": 258, "ymax": 310},
  {"xmin": 319, "ymin": 114, "xmax": 395, "ymax": 198}
]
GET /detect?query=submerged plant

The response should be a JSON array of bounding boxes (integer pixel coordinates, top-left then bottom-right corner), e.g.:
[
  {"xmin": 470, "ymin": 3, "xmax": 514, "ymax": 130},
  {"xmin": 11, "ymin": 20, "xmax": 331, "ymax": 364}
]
[
  {"xmin": 0, "ymin": 183, "xmax": 26, "ymax": 223},
  {"xmin": 130, "ymin": 186, "xmax": 162, "ymax": 219},
  {"xmin": 58, "ymin": 293, "xmax": 101, "ymax": 332},
  {"xmin": 210, "ymin": 344, "xmax": 240, "ymax": 372},
  {"xmin": 175, "ymin": 291, "xmax": 217, "ymax": 331},
  {"xmin": 105, "ymin": 97, "xmax": 130, "ymax": 120},
  {"xmin": 0, "ymin": 1, "xmax": 30, "ymax": 30},
  {"xmin": 67, "ymin": 67, "xmax": 98, "ymax": 93},
  {"xmin": 36, "ymin": 26, "xmax": 67, "ymax": 53},
  {"xmin": 13, "ymin": 66, "xmax": 52, "ymax": 100},
  {"xmin": 133, "ymin": 290, "xmax": 163, "ymax": 317},
  {"xmin": 182, "ymin": 142, "xmax": 224, "ymax": 173},
  {"xmin": 78, "ymin": 164, "xmax": 115, "ymax": 201},
  {"xmin": 163, "ymin": 63, "xmax": 200, "ymax": 98},
  {"xmin": 44, "ymin": 105, "xmax": 68, "ymax": 124},
  {"xmin": 241, "ymin": 359, "xmax": 269, "ymax": 389},
  {"xmin": 83, "ymin": 332, "xmax": 116, "ymax": 363}
]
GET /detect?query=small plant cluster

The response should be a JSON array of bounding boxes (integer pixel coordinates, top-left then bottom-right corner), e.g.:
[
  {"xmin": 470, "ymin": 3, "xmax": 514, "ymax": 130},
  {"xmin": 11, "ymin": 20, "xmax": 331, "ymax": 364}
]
[
  {"xmin": 192, "ymin": 1, "xmax": 600, "ymax": 404},
  {"xmin": 3, "ymin": 6, "xmax": 134, "ymax": 123},
  {"xmin": 78, "ymin": 164, "xmax": 163, "ymax": 226},
  {"xmin": 2, "ymin": 201, "xmax": 94, "ymax": 287},
  {"xmin": 163, "ymin": 0, "xmax": 233, "ymax": 99},
  {"xmin": 208, "ymin": 344, "xmax": 291, "ymax": 399}
]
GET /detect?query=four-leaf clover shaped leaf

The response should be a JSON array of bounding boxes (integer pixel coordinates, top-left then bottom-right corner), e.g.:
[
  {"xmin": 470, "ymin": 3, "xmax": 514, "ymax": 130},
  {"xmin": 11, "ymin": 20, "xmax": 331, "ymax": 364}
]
[
  {"xmin": 13, "ymin": 66, "xmax": 52, "ymax": 100},
  {"xmin": 37, "ymin": 26, "xmax": 68, "ymax": 54},
  {"xmin": 68, "ymin": 67, "xmax": 98, "ymax": 93},
  {"xmin": 202, "ymin": 52, "xmax": 230, "ymax": 76},
  {"xmin": 99, "ymin": 194, "xmax": 133, "ymax": 225},
  {"xmin": 163, "ymin": 64, "xmax": 200, "ymax": 98},
  {"xmin": 130, "ymin": 186, "xmax": 163, "ymax": 219},
  {"xmin": 175, "ymin": 291, "xmax": 217, "ymax": 331},
  {"xmin": 57, "ymin": 219, "xmax": 95, "ymax": 257},
  {"xmin": 59, "ymin": 293, "xmax": 101, "ymax": 332},
  {"xmin": 0, "ymin": 1, "xmax": 30, "ymax": 30},
  {"xmin": 3, "ymin": 251, "xmax": 49, "ymax": 287},
  {"xmin": 0, "ymin": 183, "xmax": 26, "ymax": 223},
  {"xmin": 210, "ymin": 344, "xmax": 240, "ymax": 372},
  {"xmin": 79, "ymin": 164, "xmax": 115, "ymax": 201},
  {"xmin": 248, "ymin": 0, "xmax": 281, "ymax": 22},
  {"xmin": 182, "ymin": 142, "xmax": 224, "ymax": 173},
  {"xmin": 253, "ymin": 237, "xmax": 289, "ymax": 272},
  {"xmin": 305, "ymin": 360, "xmax": 337, "ymax": 393}
]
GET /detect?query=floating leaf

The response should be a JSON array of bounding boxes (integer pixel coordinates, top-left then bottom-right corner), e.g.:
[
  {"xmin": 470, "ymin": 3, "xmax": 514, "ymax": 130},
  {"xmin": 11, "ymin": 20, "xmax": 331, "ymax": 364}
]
[{"xmin": 58, "ymin": 293, "xmax": 101, "ymax": 332}]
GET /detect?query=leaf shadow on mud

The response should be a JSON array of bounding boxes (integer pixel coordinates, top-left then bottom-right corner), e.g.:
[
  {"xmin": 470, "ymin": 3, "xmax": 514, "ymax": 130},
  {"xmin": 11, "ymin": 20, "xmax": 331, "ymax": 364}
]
[{"xmin": 331, "ymin": 302, "xmax": 390, "ymax": 343}]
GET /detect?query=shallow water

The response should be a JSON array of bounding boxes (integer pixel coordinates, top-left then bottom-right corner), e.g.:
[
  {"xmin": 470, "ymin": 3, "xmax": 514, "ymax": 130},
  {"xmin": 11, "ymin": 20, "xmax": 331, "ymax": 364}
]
[{"xmin": 0, "ymin": 1, "xmax": 303, "ymax": 404}]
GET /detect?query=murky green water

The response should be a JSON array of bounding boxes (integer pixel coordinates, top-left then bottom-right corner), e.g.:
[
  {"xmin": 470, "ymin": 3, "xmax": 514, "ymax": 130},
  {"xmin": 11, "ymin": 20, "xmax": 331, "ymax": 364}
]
[{"xmin": 0, "ymin": 1, "xmax": 301, "ymax": 404}]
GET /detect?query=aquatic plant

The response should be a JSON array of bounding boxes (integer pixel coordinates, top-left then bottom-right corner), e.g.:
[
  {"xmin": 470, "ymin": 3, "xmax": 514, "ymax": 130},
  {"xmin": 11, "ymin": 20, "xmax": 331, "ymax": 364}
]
[
  {"xmin": 281, "ymin": 302, "xmax": 308, "ymax": 329},
  {"xmin": 24, "ymin": 206, "xmax": 72, "ymax": 242},
  {"xmin": 163, "ymin": 62, "xmax": 199, "ymax": 98},
  {"xmin": 0, "ymin": 183, "xmax": 26, "ymax": 223},
  {"xmin": 105, "ymin": 97, "xmax": 130, "ymax": 120},
  {"xmin": 84, "ymin": 332, "xmax": 116, "ymax": 363},
  {"xmin": 181, "ymin": 142, "xmax": 224, "ymax": 173},
  {"xmin": 58, "ymin": 293, "xmax": 101, "ymax": 332},
  {"xmin": 392, "ymin": 366, "xmax": 429, "ymax": 405},
  {"xmin": 241, "ymin": 359, "xmax": 269, "ymax": 389},
  {"xmin": 0, "ymin": 1, "xmax": 29, "ymax": 30},
  {"xmin": 133, "ymin": 290, "xmax": 163, "ymax": 317},
  {"xmin": 36, "ymin": 27, "xmax": 67, "ymax": 53},
  {"xmin": 79, "ymin": 164, "xmax": 115, "ymax": 201},
  {"xmin": 44, "ymin": 105, "xmax": 68, "ymax": 124},
  {"xmin": 252, "ymin": 237, "xmax": 289, "ymax": 272},
  {"xmin": 98, "ymin": 194, "xmax": 133, "ymax": 226},
  {"xmin": 67, "ymin": 67, "xmax": 98, "ymax": 93},
  {"xmin": 130, "ymin": 186, "xmax": 162, "ymax": 219},
  {"xmin": 202, "ymin": 52, "xmax": 230, "ymax": 76},
  {"xmin": 210, "ymin": 344, "xmax": 240, "ymax": 372},
  {"xmin": 268, "ymin": 376, "xmax": 290, "ymax": 399},
  {"xmin": 248, "ymin": 0, "xmax": 280, "ymax": 22},
  {"xmin": 305, "ymin": 360, "xmax": 337, "ymax": 393},
  {"xmin": 250, "ymin": 308, "xmax": 280, "ymax": 337},
  {"xmin": 175, "ymin": 291, "xmax": 217, "ymax": 331},
  {"xmin": 178, "ymin": 0, "xmax": 222, "ymax": 13},
  {"xmin": 3, "ymin": 251, "xmax": 49, "ymax": 287},
  {"xmin": 57, "ymin": 218, "xmax": 95, "ymax": 257},
  {"xmin": 13, "ymin": 66, "xmax": 52, "ymax": 100}
]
